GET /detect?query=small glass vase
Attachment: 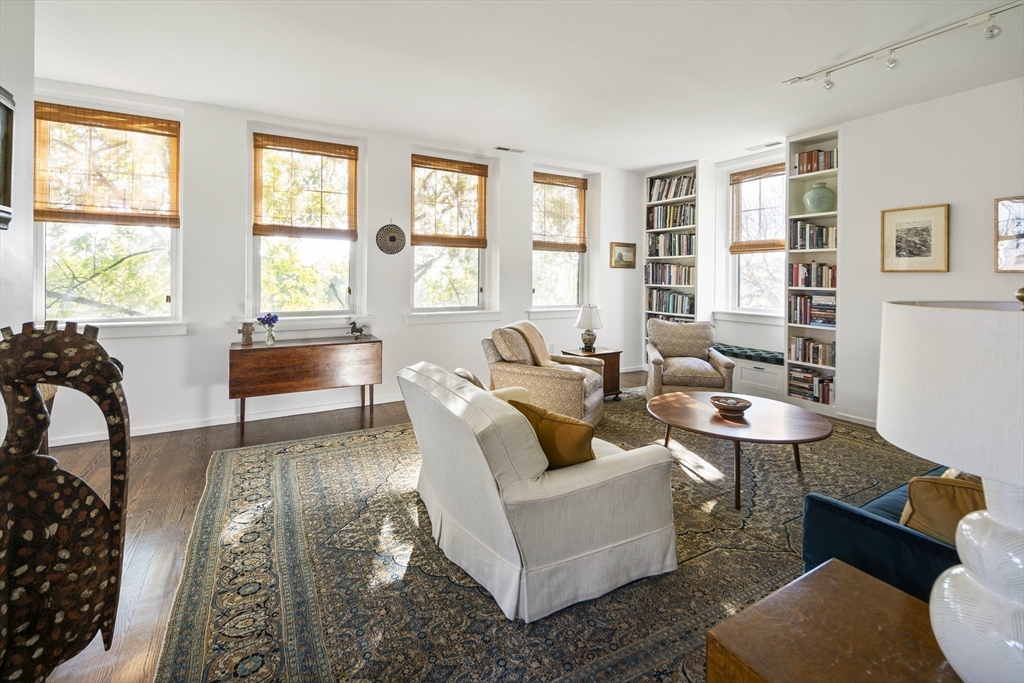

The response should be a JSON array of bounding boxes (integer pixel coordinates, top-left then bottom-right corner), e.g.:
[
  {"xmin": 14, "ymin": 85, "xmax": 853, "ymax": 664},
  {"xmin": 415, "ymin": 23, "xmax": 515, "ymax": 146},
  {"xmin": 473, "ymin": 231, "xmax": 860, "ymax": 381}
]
[{"xmin": 264, "ymin": 327, "xmax": 275, "ymax": 346}]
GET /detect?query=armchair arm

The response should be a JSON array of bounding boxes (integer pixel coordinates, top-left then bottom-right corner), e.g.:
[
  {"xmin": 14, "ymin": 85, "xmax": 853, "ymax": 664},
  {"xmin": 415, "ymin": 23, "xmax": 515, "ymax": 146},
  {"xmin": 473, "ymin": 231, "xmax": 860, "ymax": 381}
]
[
  {"xmin": 708, "ymin": 349, "xmax": 735, "ymax": 391},
  {"xmin": 489, "ymin": 361, "xmax": 588, "ymax": 419},
  {"xmin": 802, "ymin": 493, "xmax": 960, "ymax": 602},
  {"xmin": 501, "ymin": 445, "xmax": 675, "ymax": 568},
  {"xmin": 550, "ymin": 354, "xmax": 604, "ymax": 372},
  {"xmin": 646, "ymin": 343, "xmax": 664, "ymax": 398}
]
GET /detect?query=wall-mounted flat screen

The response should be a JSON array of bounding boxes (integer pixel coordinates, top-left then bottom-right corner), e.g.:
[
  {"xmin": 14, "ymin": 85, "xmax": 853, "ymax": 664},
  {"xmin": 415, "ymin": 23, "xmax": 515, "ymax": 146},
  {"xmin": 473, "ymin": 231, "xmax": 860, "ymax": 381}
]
[{"xmin": 0, "ymin": 85, "xmax": 14, "ymax": 229}]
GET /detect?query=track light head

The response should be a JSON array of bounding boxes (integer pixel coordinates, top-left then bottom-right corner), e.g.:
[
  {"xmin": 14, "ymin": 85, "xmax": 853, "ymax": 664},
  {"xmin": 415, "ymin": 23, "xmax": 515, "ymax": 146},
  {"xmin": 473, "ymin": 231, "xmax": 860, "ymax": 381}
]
[
  {"xmin": 886, "ymin": 49, "xmax": 899, "ymax": 70},
  {"xmin": 823, "ymin": 73, "xmax": 834, "ymax": 90},
  {"xmin": 984, "ymin": 21, "xmax": 1002, "ymax": 39}
]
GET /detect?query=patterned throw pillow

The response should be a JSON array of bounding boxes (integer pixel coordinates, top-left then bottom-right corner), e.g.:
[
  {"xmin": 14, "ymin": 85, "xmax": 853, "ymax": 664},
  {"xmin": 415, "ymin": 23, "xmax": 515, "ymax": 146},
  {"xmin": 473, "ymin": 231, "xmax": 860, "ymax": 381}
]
[
  {"xmin": 508, "ymin": 400, "xmax": 595, "ymax": 470},
  {"xmin": 492, "ymin": 328, "xmax": 535, "ymax": 365}
]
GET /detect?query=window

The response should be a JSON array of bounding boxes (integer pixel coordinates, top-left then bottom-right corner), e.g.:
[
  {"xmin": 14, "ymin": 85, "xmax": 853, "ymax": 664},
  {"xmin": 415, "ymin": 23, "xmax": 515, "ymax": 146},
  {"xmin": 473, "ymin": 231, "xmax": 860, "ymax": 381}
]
[
  {"xmin": 532, "ymin": 172, "xmax": 587, "ymax": 307},
  {"xmin": 729, "ymin": 163, "xmax": 786, "ymax": 311},
  {"xmin": 411, "ymin": 154, "xmax": 487, "ymax": 309},
  {"xmin": 35, "ymin": 103, "xmax": 180, "ymax": 321},
  {"xmin": 253, "ymin": 133, "xmax": 357, "ymax": 314}
]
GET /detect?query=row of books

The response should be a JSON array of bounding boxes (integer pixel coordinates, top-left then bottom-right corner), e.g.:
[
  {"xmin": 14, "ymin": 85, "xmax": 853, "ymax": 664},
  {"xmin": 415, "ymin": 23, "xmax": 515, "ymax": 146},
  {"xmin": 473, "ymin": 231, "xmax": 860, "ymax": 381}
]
[
  {"xmin": 646, "ymin": 203, "xmax": 694, "ymax": 230},
  {"xmin": 647, "ymin": 232, "xmax": 695, "ymax": 257},
  {"xmin": 644, "ymin": 263, "xmax": 693, "ymax": 286},
  {"xmin": 789, "ymin": 294, "xmax": 836, "ymax": 326},
  {"xmin": 648, "ymin": 174, "xmax": 695, "ymax": 203},
  {"xmin": 789, "ymin": 262, "xmax": 837, "ymax": 288},
  {"xmin": 646, "ymin": 313, "xmax": 693, "ymax": 323},
  {"xmin": 789, "ymin": 369, "xmax": 835, "ymax": 405},
  {"xmin": 790, "ymin": 220, "xmax": 837, "ymax": 250},
  {"xmin": 793, "ymin": 149, "xmax": 838, "ymax": 175},
  {"xmin": 647, "ymin": 289, "xmax": 694, "ymax": 315},
  {"xmin": 789, "ymin": 336, "xmax": 836, "ymax": 367}
]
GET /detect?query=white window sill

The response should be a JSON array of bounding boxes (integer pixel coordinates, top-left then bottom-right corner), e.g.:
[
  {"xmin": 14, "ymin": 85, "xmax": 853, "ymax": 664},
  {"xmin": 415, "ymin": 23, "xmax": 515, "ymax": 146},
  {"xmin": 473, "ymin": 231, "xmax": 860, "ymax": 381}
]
[
  {"xmin": 405, "ymin": 310, "xmax": 503, "ymax": 325},
  {"xmin": 712, "ymin": 310, "xmax": 784, "ymax": 326},
  {"xmin": 527, "ymin": 307, "xmax": 580, "ymax": 320},
  {"xmin": 261, "ymin": 314, "xmax": 371, "ymax": 333},
  {"xmin": 37, "ymin": 320, "xmax": 191, "ymax": 339}
]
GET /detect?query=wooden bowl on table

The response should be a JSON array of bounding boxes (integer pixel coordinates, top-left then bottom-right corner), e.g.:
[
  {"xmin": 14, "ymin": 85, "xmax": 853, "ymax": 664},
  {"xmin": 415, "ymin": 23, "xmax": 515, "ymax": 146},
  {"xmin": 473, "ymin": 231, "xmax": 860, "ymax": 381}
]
[{"xmin": 709, "ymin": 395, "xmax": 752, "ymax": 420}]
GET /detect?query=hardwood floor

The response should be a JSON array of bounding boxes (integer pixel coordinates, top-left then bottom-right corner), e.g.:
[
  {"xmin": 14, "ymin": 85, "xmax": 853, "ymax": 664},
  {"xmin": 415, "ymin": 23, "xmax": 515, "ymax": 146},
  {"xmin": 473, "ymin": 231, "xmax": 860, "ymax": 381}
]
[{"xmin": 47, "ymin": 371, "xmax": 646, "ymax": 682}]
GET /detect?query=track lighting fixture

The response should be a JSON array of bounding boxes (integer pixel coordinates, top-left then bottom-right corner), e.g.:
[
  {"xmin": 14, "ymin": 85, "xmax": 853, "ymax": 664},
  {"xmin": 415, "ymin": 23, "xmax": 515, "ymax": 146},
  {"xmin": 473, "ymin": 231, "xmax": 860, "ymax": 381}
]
[
  {"xmin": 984, "ymin": 20, "xmax": 1002, "ymax": 39},
  {"xmin": 885, "ymin": 49, "xmax": 899, "ymax": 70},
  {"xmin": 822, "ymin": 73, "xmax": 834, "ymax": 90}
]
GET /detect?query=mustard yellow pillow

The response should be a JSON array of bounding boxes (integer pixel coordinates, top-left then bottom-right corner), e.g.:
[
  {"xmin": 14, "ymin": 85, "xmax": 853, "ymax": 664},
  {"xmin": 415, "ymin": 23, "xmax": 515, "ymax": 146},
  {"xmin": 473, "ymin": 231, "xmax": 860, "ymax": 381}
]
[
  {"xmin": 899, "ymin": 476, "xmax": 985, "ymax": 545},
  {"xmin": 508, "ymin": 400, "xmax": 595, "ymax": 470}
]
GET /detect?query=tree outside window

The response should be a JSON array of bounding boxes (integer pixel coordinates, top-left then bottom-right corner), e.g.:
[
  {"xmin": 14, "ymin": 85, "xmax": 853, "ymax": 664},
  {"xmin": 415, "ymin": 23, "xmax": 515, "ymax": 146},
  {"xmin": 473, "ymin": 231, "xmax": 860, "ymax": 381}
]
[
  {"xmin": 532, "ymin": 173, "xmax": 587, "ymax": 307},
  {"xmin": 729, "ymin": 164, "xmax": 786, "ymax": 311}
]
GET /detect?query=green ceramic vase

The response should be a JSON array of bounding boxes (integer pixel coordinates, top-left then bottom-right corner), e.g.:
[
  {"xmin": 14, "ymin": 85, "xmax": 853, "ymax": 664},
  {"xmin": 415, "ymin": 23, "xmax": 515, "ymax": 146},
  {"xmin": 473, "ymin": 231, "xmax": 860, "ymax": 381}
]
[{"xmin": 802, "ymin": 182, "xmax": 836, "ymax": 213}]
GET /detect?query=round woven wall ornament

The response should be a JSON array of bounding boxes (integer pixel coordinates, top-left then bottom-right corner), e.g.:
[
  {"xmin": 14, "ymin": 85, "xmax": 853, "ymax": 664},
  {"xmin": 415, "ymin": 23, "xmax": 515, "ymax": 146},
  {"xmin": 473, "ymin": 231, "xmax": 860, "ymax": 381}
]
[{"xmin": 375, "ymin": 224, "xmax": 406, "ymax": 254}]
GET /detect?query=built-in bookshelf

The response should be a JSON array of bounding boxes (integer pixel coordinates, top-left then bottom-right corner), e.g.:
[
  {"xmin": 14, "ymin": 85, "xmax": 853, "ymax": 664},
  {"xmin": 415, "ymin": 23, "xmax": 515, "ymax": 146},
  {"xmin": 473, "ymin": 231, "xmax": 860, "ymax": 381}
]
[
  {"xmin": 784, "ymin": 130, "xmax": 839, "ymax": 416},
  {"xmin": 644, "ymin": 165, "xmax": 699, "ymax": 341}
]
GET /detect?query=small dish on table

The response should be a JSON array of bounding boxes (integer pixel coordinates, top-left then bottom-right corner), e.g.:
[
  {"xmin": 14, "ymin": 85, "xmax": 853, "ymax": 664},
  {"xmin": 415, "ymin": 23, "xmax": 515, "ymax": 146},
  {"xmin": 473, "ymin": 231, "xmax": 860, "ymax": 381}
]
[{"xmin": 710, "ymin": 395, "xmax": 752, "ymax": 420}]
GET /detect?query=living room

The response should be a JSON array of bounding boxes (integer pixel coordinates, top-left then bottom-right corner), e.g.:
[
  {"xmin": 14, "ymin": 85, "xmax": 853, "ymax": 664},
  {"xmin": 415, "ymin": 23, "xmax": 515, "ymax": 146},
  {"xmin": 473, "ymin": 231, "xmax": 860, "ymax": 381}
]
[{"xmin": 1, "ymin": 1, "xmax": 1022, "ymax": 682}]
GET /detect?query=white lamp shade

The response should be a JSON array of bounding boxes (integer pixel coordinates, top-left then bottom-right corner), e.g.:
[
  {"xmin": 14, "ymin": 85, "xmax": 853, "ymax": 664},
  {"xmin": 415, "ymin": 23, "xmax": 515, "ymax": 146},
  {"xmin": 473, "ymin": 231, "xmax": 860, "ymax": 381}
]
[
  {"xmin": 876, "ymin": 301, "xmax": 1024, "ymax": 484},
  {"xmin": 575, "ymin": 305, "xmax": 602, "ymax": 330}
]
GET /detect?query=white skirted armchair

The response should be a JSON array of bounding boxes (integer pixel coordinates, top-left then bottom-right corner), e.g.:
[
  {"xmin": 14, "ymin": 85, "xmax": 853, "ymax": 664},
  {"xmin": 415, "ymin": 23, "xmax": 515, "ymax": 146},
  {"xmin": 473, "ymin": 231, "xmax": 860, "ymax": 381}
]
[
  {"xmin": 481, "ymin": 321, "xmax": 605, "ymax": 426},
  {"xmin": 397, "ymin": 362, "xmax": 677, "ymax": 622},
  {"xmin": 646, "ymin": 318, "xmax": 734, "ymax": 399}
]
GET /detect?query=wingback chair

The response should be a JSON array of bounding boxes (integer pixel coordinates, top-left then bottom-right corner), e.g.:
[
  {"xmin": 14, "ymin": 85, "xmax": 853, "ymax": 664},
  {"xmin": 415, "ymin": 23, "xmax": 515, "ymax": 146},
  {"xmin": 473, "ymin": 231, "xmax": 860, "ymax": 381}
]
[
  {"xmin": 482, "ymin": 321, "xmax": 605, "ymax": 426},
  {"xmin": 646, "ymin": 318, "xmax": 734, "ymax": 399},
  {"xmin": 397, "ymin": 362, "xmax": 677, "ymax": 622}
]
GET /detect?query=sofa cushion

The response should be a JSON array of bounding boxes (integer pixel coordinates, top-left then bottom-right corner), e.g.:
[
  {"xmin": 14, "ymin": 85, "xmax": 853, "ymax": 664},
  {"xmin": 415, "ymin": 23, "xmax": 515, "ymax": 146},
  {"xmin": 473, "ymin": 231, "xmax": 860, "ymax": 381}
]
[
  {"xmin": 663, "ymin": 357, "xmax": 725, "ymax": 388},
  {"xmin": 508, "ymin": 400, "xmax": 595, "ymax": 470},
  {"xmin": 492, "ymin": 328, "xmax": 534, "ymax": 365},
  {"xmin": 899, "ymin": 476, "xmax": 985, "ymax": 545},
  {"xmin": 648, "ymin": 318, "xmax": 715, "ymax": 361}
]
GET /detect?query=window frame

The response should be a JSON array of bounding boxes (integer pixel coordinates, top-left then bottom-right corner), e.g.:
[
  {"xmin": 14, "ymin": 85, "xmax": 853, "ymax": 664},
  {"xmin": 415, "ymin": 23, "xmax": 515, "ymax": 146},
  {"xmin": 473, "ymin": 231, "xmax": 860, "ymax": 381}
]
[
  {"xmin": 33, "ymin": 100, "xmax": 183, "ymax": 324},
  {"xmin": 728, "ymin": 163, "xmax": 786, "ymax": 313},
  {"xmin": 531, "ymin": 171, "xmax": 587, "ymax": 308},
  {"xmin": 410, "ymin": 153, "xmax": 490, "ymax": 312},
  {"xmin": 250, "ymin": 130, "xmax": 360, "ymax": 319}
]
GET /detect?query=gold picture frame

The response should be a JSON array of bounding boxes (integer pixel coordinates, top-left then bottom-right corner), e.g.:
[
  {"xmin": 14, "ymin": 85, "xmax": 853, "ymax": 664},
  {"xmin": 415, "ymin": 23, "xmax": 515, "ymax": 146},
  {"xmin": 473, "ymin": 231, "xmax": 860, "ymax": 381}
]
[
  {"xmin": 609, "ymin": 242, "xmax": 636, "ymax": 269},
  {"xmin": 994, "ymin": 196, "xmax": 1024, "ymax": 273},
  {"xmin": 881, "ymin": 204, "xmax": 949, "ymax": 272}
]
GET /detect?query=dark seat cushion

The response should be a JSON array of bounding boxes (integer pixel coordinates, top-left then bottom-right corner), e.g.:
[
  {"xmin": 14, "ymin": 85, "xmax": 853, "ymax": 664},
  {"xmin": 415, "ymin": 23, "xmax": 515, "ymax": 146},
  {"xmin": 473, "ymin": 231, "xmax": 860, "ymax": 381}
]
[{"xmin": 861, "ymin": 466, "xmax": 947, "ymax": 523}]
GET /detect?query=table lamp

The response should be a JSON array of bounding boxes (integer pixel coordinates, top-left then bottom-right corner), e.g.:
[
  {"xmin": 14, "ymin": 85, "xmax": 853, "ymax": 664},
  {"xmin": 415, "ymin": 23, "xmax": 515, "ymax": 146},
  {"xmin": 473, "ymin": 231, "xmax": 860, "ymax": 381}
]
[
  {"xmin": 876, "ymin": 300, "xmax": 1023, "ymax": 683},
  {"xmin": 574, "ymin": 304, "xmax": 602, "ymax": 352}
]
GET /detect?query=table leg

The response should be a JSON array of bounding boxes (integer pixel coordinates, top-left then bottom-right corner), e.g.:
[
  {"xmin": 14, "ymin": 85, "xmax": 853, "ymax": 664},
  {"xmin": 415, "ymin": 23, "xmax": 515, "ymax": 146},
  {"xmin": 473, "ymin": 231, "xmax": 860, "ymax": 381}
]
[
  {"xmin": 733, "ymin": 441, "xmax": 742, "ymax": 510},
  {"xmin": 663, "ymin": 424, "xmax": 673, "ymax": 447},
  {"xmin": 360, "ymin": 385, "xmax": 366, "ymax": 410},
  {"xmin": 239, "ymin": 398, "xmax": 245, "ymax": 438},
  {"xmin": 369, "ymin": 385, "xmax": 374, "ymax": 421},
  {"xmin": 793, "ymin": 443, "xmax": 802, "ymax": 471}
]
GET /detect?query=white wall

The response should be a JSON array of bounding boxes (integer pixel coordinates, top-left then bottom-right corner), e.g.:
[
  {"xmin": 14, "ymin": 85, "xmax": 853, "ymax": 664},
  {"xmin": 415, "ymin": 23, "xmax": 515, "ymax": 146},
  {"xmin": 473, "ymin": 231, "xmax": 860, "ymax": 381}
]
[
  {"xmin": 838, "ymin": 77, "xmax": 1024, "ymax": 424},
  {"xmin": 6, "ymin": 79, "xmax": 643, "ymax": 445}
]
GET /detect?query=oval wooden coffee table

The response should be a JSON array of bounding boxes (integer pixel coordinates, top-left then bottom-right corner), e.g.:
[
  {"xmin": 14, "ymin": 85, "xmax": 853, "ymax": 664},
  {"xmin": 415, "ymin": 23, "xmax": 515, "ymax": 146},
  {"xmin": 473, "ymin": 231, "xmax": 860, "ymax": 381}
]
[{"xmin": 647, "ymin": 391, "xmax": 833, "ymax": 509}]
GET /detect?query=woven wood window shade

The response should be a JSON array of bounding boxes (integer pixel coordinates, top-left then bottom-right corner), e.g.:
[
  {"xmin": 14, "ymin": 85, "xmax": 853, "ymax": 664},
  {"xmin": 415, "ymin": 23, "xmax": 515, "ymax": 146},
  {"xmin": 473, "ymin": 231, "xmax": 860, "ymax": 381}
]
[
  {"xmin": 729, "ymin": 163, "xmax": 786, "ymax": 254},
  {"xmin": 34, "ymin": 102, "xmax": 180, "ymax": 227},
  {"xmin": 532, "ymin": 172, "xmax": 587, "ymax": 253},
  {"xmin": 253, "ymin": 133, "xmax": 359, "ymax": 240},
  {"xmin": 411, "ymin": 154, "xmax": 488, "ymax": 249}
]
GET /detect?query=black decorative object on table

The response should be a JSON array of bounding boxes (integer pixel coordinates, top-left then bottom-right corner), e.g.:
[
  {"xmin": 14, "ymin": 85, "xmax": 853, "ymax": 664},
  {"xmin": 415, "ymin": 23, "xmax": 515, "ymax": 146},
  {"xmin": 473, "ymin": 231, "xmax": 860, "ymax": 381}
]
[{"xmin": 349, "ymin": 320, "xmax": 365, "ymax": 339}]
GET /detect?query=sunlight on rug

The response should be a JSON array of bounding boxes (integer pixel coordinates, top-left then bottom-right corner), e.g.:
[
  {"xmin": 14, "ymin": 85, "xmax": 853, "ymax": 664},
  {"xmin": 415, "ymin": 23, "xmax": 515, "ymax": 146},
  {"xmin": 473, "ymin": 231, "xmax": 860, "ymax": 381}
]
[{"xmin": 156, "ymin": 390, "xmax": 934, "ymax": 682}]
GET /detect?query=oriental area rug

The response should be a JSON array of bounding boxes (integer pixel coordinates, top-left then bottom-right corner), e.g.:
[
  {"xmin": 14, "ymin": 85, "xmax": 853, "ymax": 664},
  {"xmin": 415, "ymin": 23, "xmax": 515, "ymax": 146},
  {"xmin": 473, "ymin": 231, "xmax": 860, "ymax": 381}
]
[{"xmin": 156, "ymin": 390, "xmax": 934, "ymax": 682}]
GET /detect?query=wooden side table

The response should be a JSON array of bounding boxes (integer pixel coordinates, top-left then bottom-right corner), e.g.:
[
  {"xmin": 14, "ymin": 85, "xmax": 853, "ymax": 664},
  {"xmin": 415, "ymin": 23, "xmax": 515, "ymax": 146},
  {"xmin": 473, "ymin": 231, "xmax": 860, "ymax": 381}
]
[
  {"xmin": 706, "ymin": 559, "xmax": 962, "ymax": 683},
  {"xmin": 560, "ymin": 347, "xmax": 622, "ymax": 400}
]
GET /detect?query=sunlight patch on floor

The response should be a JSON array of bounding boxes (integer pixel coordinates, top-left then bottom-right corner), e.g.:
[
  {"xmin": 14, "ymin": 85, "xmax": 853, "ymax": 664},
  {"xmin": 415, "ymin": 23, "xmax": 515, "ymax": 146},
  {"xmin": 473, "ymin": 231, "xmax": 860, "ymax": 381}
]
[{"xmin": 660, "ymin": 439, "xmax": 724, "ymax": 483}]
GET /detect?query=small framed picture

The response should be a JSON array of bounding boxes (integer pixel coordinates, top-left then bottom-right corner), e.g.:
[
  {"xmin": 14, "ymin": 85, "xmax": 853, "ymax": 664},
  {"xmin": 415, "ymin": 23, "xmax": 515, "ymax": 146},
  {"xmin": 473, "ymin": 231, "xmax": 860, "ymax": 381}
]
[
  {"xmin": 610, "ymin": 242, "xmax": 636, "ymax": 269},
  {"xmin": 880, "ymin": 204, "xmax": 949, "ymax": 272},
  {"xmin": 994, "ymin": 196, "xmax": 1024, "ymax": 273}
]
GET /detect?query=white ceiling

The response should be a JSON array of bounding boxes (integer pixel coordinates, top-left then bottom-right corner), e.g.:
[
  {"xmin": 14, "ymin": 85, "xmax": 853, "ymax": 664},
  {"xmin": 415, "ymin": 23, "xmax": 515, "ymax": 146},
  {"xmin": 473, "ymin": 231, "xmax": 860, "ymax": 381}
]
[{"xmin": 34, "ymin": 0, "xmax": 1024, "ymax": 170}]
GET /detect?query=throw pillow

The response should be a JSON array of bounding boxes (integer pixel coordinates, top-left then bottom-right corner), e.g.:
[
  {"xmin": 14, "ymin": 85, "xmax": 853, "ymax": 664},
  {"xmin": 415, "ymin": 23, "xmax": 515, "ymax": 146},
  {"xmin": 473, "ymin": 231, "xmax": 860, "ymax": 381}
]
[
  {"xmin": 899, "ymin": 476, "xmax": 985, "ymax": 545},
  {"xmin": 508, "ymin": 400, "xmax": 595, "ymax": 470},
  {"xmin": 491, "ymin": 328, "xmax": 535, "ymax": 365}
]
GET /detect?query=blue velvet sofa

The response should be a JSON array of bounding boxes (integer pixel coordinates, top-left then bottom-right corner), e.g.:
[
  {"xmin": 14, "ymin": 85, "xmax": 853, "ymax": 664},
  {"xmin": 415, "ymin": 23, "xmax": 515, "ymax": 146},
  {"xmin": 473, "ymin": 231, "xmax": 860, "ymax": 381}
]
[{"xmin": 802, "ymin": 466, "xmax": 962, "ymax": 601}]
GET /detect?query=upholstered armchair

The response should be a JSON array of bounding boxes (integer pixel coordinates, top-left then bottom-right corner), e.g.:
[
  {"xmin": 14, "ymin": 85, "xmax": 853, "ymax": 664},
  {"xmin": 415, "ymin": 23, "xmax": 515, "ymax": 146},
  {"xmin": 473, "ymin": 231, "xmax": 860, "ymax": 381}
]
[
  {"xmin": 481, "ymin": 321, "xmax": 605, "ymax": 426},
  {"xmin": 646, "ymin": 319, "xmax": 734, "ymax": 399}
]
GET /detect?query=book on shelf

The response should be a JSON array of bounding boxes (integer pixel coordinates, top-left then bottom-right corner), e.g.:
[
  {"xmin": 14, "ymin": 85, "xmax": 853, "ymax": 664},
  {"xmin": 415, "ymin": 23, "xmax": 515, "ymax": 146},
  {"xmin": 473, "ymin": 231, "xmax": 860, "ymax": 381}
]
[
  {"xmin": 789, "ymin": 220, "xmax": 837, "ymax": 250},
  {"xmin": 646, "ymin": 203, "xmax": 694, "ymax": 230},
  {"xmin": 788, "ymin": 336, "xmax": 836, "ymax": 367},
  {"xmin": 648, "ymin": 174, "xmax": 696, "ymax": 203},
  {"xmin": 646, "ymin": 288, "xmax": 694, "ymax": 315},
  {"xmin": 789, "ymin": 294, "xmax": 836, "ymax": 326},
  {"xmin": 644, "ymin": 263, "xmax": 693, "ymax": 286},
  {"xmin": 789, "ymin": 262, "xmax": 837, "ymax": 288},
  {"xmin": 647, "ymin": 231, "xmax": 695, "ymax": 257},
  {"xmin": 793, "ymin": 149, "xmax": 838, "ymax": 175},
  {"xmin": 788, "ymin": 368, "xmax": 835, "ymax": 405}
]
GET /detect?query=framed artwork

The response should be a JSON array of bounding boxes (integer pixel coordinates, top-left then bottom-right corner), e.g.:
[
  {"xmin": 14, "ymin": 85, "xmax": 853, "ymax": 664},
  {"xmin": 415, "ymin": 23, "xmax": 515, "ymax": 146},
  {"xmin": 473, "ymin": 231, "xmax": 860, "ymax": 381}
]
[
  {"xmin": 610, "ymin": 242, "xmax": 636, "ymax": 269},
  {"xmin": 994, "ymin": 196, "xmax": 1024, "ymax": 273},
  {"xmin": 880, "ymin": 204, "xmax": 949, "ymax": 272}
]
